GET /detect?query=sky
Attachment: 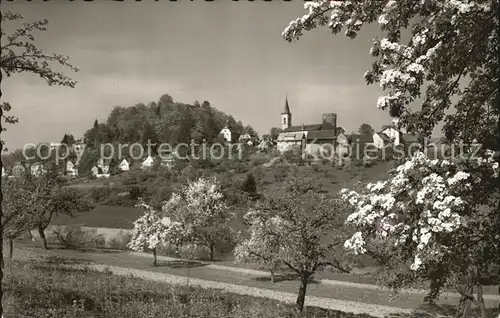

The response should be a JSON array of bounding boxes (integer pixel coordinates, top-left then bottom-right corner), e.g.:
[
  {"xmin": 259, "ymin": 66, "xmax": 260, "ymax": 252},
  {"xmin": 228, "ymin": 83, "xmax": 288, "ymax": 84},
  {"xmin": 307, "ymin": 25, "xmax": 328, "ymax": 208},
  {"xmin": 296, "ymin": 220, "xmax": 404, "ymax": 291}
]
[{"xmin": 1, "ymin": 0, "xmax": 399, "ymax": 151}]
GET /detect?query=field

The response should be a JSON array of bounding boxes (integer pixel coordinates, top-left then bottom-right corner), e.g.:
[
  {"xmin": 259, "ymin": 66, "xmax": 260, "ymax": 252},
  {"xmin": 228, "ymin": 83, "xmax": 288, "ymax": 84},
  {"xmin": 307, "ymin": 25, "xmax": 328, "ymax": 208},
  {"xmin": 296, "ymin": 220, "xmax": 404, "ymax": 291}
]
[
  {"xmin": 53, "ymin": 205, "xmax": 142, "ymax": 229},
  {"xmin": 55, "ymin": 156, "xmax": 397, "ymax": 230},
  {"xmin": 4, "ymin": 241, "xmax": 499, "ymax": 318},
  {"xmin": 4, "ymin": 258, "xmax": 377, "ymax": 318}
]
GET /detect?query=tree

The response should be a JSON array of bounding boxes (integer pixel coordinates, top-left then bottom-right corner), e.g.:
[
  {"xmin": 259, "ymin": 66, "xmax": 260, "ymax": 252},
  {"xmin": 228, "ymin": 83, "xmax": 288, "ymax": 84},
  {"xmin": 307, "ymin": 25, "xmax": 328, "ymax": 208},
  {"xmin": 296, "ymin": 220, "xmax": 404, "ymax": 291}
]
[
  {"xmin": 61, "ymin": 133, "xmax": 76, "ymax": 146},
  {"xmin": 109, "ymin": 157, "xmax": 119, "ymax": 175},
  {"xmin": 269, "ymin": 127, "xmax": 282, "ymax": 141},
  {"xmin": 242, "ymin": 178, "xmax": 353, "ymax": 311},
  {"xmin": 93, "ymin": 119, "xmax": 100, "ymax": 147},
  {"xmin": 1, "ymin": 177, "xmax": 30, "ymax": 265},
  {"xmin": 241, "ymin": 173, "xmax": 257, "ymax": 198},
  {"xmin": 358, "ymin": 123, "xmax": 374, "ymax": 136},
  {"xmin": 1, "ymin": 11, "xmax": 78, "ymax": 315},
  {"xmin": 127, "ymin": 199, "xmax": 164, "ymax": 266},
  {"xmin": 174, "ymin": 177, "xmax": 234, "ymax": 261},
  {"xmin": 21, "ymin": 169, "xmax": 93, "ymax": 250},
  {"xmin": 340, "ymin": 151, "xmax": 499, "ymax": 318},
  {"xmin": 283, "ymin": 0, "xmax": 499, "ymax": 147},
  {"xmin": 128, "ymin": 178, "xmax": 234, "ymax": 262},
  {"xmin": 283, "ymin": 3, "xmax": 500, "ymax": 316},
  {"xmin": 244, "ymin": 125, "xmax": 257, "ymax": 137},
  {"xmin": 234, "ymin": 211, "xmax": 283, "ymax": 283},
  {"xmin": 142, "ymin": 121, "xmax": 160, "ymax": 155}
]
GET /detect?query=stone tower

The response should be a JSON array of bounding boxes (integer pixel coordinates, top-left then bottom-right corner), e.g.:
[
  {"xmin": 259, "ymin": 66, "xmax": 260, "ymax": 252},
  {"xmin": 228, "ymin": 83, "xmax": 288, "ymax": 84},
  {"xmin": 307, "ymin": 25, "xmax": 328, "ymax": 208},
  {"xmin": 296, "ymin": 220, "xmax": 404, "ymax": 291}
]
[
  {"xmin": 322, "ymin": 113, "xmax": 337, "ymax": 132},
  {"xmin": 281, "ymin": 95, "xmax": 292, "ymax": 130},
  {"xmin": 322, "ymin": 113, "xmax": 337, "ymax": 150}
]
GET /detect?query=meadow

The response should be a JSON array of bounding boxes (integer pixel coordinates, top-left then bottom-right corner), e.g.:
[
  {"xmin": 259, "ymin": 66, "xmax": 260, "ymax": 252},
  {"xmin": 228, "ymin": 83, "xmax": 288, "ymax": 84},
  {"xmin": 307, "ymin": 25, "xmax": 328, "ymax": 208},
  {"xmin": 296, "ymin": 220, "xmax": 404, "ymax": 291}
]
[{"xmin": 3, "ymin": 256, "xmax": 382, "ymax": 318}]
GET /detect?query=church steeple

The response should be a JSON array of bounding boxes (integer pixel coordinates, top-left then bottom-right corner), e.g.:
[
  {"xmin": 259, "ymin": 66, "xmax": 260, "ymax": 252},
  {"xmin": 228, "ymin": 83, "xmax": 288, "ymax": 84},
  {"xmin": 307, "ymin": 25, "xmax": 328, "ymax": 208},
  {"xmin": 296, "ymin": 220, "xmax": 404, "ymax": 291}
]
[
  {"xmin": 281, "ymin": 93, "xmax": 292, "ymax": 130},
  {"xmin": 282, "ymin": 93, "xmax": 291, "ymax": 115}
]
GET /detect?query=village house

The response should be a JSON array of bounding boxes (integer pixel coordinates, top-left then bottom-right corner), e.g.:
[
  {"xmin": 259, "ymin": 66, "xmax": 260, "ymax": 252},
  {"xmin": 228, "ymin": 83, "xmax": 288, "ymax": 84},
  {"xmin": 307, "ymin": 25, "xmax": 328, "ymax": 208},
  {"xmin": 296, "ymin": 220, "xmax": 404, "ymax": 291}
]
[
  {"xmin": 49, "ymin": 142, "xmax": 62, "ymax": 150},
  {"xmin": 219, "ymin": 122, "xmax": 239, "ymax": 144},
  {"xmin": 379, "ymin": 125, "xmax": 402, "ymax": 145},
  {"xmin": 238, "ymin": 133, "xmax": 251, "ymax": 142},
  {"xmin": 30, "ymin": 162, "xmax": 47, "ymax": 177},
  {"xmin": 160, "ymin": 153, "xmax": 177, "ymax": 168},
  {"xmin": 66, "ymin": 160, "xmax": 78, "ymax": 177},
  {"xmin": 336, "ymin": 132, "xmax": 351, "ymax": 157},
  {"xmin": 372, "ymin": 132, "xmax": 392, "ymax": 149},
  {"xmin": 257, "ymin": 139, "xmax": 273, "ymax": 152},
  {"xmin": 97, "ymin": 158, "xmax": 110, "ymax": 174},
  {"xmin": 377, "ymin": 124, "xmax": 421, "ymax": 148},
  {"xmin": 91, "ymin": 165, "xmax": 110, "ymax": 178},
  {"xmin": 118, "ymin": 159, "xmax": 130, "ymax": 172},
  {"xmin": 219, "ymin": 126, "xmax": 232, "ymax": 143},
  {"xmin": 141, "ymin": 155, "xmax": 155, "ymax": 170},
  {"xmin": 72, "ymin": 138, "xmax": 85, "ymax": 154}
]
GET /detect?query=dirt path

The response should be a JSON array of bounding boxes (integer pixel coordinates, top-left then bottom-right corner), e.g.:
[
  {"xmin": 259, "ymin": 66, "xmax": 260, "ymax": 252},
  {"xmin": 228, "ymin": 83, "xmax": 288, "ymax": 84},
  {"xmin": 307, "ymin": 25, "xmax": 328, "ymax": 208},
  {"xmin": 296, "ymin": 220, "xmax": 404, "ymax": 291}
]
[{"xmin": 130, "ymin": 251, "xmax": 500, "ymax": 301}]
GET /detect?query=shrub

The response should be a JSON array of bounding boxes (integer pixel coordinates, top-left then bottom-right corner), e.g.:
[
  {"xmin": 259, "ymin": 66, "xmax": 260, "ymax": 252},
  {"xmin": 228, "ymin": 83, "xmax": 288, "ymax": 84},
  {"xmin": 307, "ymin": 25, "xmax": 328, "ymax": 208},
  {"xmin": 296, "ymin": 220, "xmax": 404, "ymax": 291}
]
[
  {"xmin": 52, "ymin": 225, "xmax": 106, "ymax": 249},
  {"xmin": 108, "ymin": 230, "xmax": 132, "ymax": 250},
  {"xmin": 129, "ymin": 185, "xmax": 145, "ymax": 200},
  {"xmin": 89, "ymin": 186, "xmax": 112, "ymax": 204},
  {"xmin": 241, "ymin": 173, "xmax": 257, "ymax": 196}
]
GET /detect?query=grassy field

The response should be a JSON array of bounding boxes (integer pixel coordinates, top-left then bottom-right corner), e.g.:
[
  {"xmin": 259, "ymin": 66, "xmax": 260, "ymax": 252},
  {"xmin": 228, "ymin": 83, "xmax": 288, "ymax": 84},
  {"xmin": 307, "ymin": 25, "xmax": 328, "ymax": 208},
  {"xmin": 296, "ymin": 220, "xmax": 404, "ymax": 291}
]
[
  {"xmin": 53, "ymin": 205, "xmax": 142, "ymax": 229},
  {"xmin": 3, "ymin": 257, "xmax": 381, "ymax": 318},
  {"xmin": 54, "ymin": 158, "xmax": 396, "ymax": 230},
  {"xmin": 5, "ymin": 242, "xmax": 498, "ymax": 318}
]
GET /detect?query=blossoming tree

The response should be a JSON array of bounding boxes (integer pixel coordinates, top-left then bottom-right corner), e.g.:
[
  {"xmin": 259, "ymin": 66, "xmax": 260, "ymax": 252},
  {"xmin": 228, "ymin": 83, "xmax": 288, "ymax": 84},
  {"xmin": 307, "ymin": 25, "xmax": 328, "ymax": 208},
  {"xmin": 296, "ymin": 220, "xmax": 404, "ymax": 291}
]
[
  {"xmin": 239, "ymin": 178, "xmax": 353, "ymax": 311},
  {"xmin": 128, "ymin": 178, "xmax": 234, "ymax": 263},
  {"xmin": 127, "ymin": 199, "xmax": 163, "ymax": 266},
  {"xmin": 174, "ymin": 177, "xmax": 234, "ymax": 261},
  {"xmin": 234, "ymin": 209, "xmax": 284, "ymax": 283},
  {"xmin": 283, "ymin": 1, "xmax": 499, "ymax": 317},
  {"xmin": 341, "ymin": 151, "xmax": 499, "ymax": 317}
]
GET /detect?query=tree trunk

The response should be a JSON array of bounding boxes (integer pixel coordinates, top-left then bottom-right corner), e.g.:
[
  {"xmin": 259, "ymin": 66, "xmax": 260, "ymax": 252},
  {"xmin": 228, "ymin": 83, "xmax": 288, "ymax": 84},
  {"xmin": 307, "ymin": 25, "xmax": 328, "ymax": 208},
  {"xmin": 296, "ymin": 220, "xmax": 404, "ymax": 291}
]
[
  {"xmin": 209, "ymin": 244, "xmax": 214, "ymax": 262},
  {"xmin": 8, "ymin": 239, "xmax": 13, "ymax": 260},
  {"xmin": 456, "ymin": 283, "xmax": 474, "ymax": 318},
  {"xmin": 153, "ymin": 248, "xmax": 157, "ymax": 266},
  {"xmin": 498, "ymin": 286, "xmax": 500, "ymax": 318},
  {"xmin": 28, "ymin": 229, "xmax": 34, "ymax": 242},
  {"xmin": 476, "ymin": 284, "xmax": 487, "ymax": 318},
  {"xmin": 0, "ymin": 105, "xmax": 4, "ymax": 318},
  {"xmin": 38, "ymin": 226, "xmax": 48, "ymax": 250},
  {"xmin": 296, "ymin": 273, "xmax": 310, "ymax": 312},
  {"xmin": 270, "ymin": 268, "xmax": 275, "ymax": 283}
]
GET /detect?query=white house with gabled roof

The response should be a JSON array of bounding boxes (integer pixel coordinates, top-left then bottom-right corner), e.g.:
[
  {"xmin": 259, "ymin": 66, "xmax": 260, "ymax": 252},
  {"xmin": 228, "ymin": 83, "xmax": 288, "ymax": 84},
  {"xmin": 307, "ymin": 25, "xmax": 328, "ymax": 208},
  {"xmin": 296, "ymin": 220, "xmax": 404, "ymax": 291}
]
[
  {"xmin": 119, "ymin": 159, "xmax": 130, "ymax": 172},
  {"xmin": 141, "ymin": 156, "xmax": 154, "ymax": 170}
]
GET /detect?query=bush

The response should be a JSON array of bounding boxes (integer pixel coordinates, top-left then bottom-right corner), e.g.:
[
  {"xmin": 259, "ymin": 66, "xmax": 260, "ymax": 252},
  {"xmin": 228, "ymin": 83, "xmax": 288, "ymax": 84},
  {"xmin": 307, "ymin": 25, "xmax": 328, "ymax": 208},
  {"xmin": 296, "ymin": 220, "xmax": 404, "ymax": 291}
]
[
  {"xmin": 129, "ymin": 185, "xmax": 145, "ymax": 200},
  {"xmin": 52, "ymin": 225, "xmax": 106, "ymax": 249},
  {"xmin": 241, "ymin": 173, "xmax": 257, "ymax": 196},
  {"xmin": 89, "ymin": 186, "xmax": 112, "ymax": 204},
  {"xmin": 108, "ymin": 230, "xmax": 132, "ymax": 250}
]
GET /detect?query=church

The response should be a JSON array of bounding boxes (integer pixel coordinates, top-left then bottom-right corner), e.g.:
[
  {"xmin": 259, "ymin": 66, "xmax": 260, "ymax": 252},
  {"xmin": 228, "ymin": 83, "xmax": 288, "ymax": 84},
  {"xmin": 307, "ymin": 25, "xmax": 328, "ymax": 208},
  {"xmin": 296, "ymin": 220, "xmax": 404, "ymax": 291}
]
[{"xmin": 276, "ymin": 97, "xmax": 346, "ymax": 156}]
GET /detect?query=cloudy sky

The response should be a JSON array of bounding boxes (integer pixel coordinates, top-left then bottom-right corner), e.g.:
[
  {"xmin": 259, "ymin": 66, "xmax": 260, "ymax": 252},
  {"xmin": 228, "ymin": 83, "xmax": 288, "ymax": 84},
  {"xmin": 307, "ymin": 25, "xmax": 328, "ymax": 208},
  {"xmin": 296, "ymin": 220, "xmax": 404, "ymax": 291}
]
[{"xmin": 2, "ymin": 0, "xmax": 399, "ymax": 150}]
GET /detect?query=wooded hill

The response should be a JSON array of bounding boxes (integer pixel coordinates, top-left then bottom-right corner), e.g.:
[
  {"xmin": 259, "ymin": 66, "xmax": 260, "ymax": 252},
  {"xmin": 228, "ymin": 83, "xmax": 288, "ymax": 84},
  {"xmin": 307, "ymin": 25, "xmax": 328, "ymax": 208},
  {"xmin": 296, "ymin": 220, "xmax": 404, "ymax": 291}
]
[{"xmin": 83, "ymin": 94, "xmax": 257, "ymax": 148}]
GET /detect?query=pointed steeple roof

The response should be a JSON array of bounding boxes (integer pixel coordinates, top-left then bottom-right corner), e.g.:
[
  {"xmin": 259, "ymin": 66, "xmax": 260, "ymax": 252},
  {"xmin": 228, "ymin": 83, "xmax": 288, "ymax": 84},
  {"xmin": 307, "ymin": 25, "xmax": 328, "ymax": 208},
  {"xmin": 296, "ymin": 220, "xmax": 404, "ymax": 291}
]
[{"xmin": 282, "ymin": 94, "xmax": 291, "ymax": 115}]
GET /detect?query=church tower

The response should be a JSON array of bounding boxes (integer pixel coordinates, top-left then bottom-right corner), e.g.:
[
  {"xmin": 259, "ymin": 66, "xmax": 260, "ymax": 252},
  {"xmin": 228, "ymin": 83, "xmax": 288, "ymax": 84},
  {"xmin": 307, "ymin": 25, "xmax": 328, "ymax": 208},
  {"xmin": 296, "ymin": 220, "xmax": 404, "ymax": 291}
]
[{"xmin": 281, "ymin": 95, "xmax": 292, "ymax": 130}]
